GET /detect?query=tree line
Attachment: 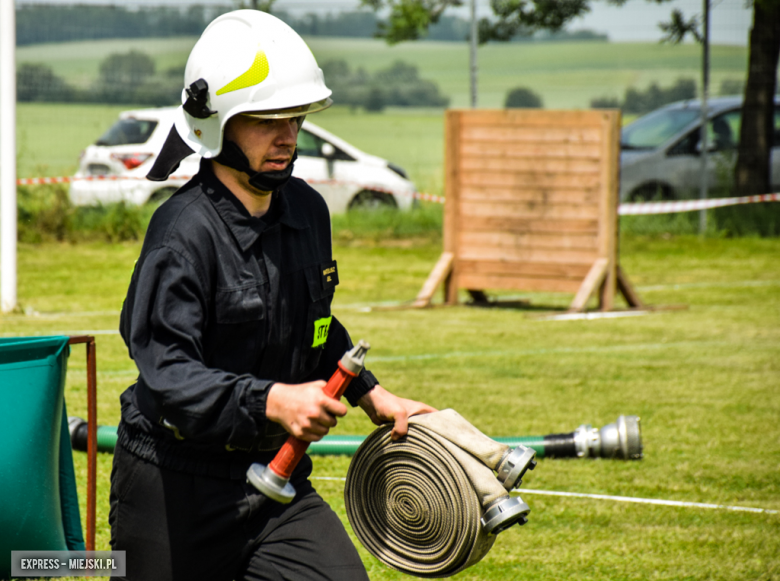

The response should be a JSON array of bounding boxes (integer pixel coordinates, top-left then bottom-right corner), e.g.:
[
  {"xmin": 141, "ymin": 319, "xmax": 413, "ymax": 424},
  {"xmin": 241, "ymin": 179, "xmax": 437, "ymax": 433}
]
[{"xmin": 15, "ymin": 4, "xmax": 606, "ymax": 46}]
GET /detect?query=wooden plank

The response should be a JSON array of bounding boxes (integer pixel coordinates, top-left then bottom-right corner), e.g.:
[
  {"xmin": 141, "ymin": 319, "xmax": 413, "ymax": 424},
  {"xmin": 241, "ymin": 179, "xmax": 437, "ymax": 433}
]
[
  {"xmin": 459, "ymin": 171, "xmax": 602, "ymax": 189},
  {"xmin": 458, "ymin": 109, "xmax": 613, "ymax": 128},
  {"xmin": 413, "ymin": 252, "xmax": 454, "ymax": 308},
  {"xmin": 460, "ymin": 200, "xmax": 601, "ymax": 220},
  {"xmin": 459, "ymin": 273, "xmax": 582, "ymax": 294},
  {"xmin": 459, "ymin": 156, "xmax": 602, "ymax": 174},
  {"xmin": 461, "ymin": 126, "xmax": 603, "ymax": 144},
  {"xmin": 460, "ymin": 187, "xmax": 600, "ymax": 205},
  {"xmin": 459, "ymin": 245, "xmax": 599, "ymax": 264},
  {"xmin": 459, "ymin": 260, "xmax": 591, "ymax": 280},
  {"xmin": 598, "ymin": 113, "xmax": 620, "ymax": 310},
  {"xmin": 444, "ymin": 110, "xmax": 461, "ymax": 305},
  {"xmin": 460, "ymin": 142, "xmax": 603, "ymax": 160},
  {"xmin": 469, "ymin": 216, "xmax": 599, "ymax": 234},
  {"xmin": 569, "ymin": 258, "xmax": 608, "ymax": 311},
  {"xmin": 617, "ymin": 265, "xmax": 644, "ymax": 308},
  {"xmin": 459, "ymin": 231, "xmax": 599, "ymax": 251}
]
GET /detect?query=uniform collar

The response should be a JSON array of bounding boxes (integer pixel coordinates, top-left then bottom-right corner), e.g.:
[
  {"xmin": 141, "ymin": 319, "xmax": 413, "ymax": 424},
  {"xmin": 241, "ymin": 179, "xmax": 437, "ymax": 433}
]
[{"xmin": 199, "ymin": 159, "xmax": 307, "ymax": 252}]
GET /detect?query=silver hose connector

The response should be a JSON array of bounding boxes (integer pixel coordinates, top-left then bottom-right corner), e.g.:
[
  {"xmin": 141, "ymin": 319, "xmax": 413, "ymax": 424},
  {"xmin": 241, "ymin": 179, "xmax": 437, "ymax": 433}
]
[
  {"xmin": 481, "ymin": 496, "xmax": 530, "ymax": 535},
  {"xmin": 573, "ymin": 415, "xmax": 643, "ymax": 459},
  {"xmin": 496, "ymin": 445, "xmax": 537, "ymax": 490}
]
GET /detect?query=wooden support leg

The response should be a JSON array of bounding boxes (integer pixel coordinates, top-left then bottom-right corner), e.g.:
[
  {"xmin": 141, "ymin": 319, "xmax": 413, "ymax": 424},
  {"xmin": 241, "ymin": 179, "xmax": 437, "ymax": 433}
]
[
  {"xmin": 617, "ymin": 265, "xmax": 644, "ymax": 308},
  {"xmin": 569, "ymin": 258, "xmax": 608, "ymax": 312},
  {"xmin": 413, "ymin": 252, "xmax": 454, "ymax": 308}
]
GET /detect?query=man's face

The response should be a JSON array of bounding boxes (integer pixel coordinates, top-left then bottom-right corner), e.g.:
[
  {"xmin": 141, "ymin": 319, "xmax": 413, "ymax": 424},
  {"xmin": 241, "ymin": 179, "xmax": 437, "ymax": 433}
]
[{"xmin": 224, "ymin": 114, "xmax": 301, "ymax": 173}]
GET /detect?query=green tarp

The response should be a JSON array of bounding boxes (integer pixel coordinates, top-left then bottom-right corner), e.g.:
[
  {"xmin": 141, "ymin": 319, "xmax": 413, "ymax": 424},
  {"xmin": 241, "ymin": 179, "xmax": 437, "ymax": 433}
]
[{"xmin": 0, "ymin": 336, "xmax": 85, "ymax": 578}]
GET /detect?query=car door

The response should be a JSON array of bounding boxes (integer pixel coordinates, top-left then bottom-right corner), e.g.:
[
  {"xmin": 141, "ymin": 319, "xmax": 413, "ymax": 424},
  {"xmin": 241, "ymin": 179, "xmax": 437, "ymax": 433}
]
[
  {"xmin": 293, "ymin": 128, "xmax": 357, "ymax": 214},
  {"xmin": 666, "ymin": 109, "xmax": 741, "ymax": 195}
]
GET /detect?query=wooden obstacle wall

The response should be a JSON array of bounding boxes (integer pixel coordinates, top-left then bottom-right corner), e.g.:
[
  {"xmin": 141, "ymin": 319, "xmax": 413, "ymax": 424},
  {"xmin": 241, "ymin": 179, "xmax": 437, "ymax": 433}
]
[{"xmin": 416, "ymin": 109, "xmax": 641, "ymax": 311}]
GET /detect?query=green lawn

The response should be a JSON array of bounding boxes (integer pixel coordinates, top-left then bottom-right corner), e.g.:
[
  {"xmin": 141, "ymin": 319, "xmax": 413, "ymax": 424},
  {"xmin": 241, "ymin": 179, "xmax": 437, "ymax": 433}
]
[{"xmin": 1, "ymin": 234, "xmax": 778, "ymax": 580}]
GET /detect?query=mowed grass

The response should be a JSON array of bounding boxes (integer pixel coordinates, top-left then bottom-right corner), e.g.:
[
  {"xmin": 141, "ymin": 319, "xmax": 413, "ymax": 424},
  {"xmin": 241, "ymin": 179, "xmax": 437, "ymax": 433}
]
[{"xmin": 1, "ymin": 234, "xmax": 778, "ymax": 580}]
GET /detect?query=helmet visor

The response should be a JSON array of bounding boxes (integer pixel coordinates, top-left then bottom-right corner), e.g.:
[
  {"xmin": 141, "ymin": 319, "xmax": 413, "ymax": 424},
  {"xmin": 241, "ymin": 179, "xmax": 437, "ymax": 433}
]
[{"xmin": 241, "ymin": 98, "xmax": 332, "ymax": 120}]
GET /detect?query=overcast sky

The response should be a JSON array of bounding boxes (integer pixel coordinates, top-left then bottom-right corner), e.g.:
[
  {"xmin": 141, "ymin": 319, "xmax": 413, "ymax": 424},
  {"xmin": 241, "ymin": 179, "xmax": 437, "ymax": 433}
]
[{"xmin": 17, "ymin": 0, "xmax": 754, "ymax": 46}]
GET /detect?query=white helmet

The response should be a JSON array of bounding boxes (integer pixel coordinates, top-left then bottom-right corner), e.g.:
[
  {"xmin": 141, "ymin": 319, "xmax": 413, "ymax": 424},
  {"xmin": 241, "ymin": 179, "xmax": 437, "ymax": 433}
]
[{"xmin": 148, "ymin": 9, "xmax": 331, "ymax": 181}]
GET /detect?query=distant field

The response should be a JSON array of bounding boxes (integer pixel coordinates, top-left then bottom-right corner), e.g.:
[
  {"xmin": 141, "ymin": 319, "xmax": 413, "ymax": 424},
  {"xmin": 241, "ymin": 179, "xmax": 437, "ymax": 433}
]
[
  {"xmin": 13, "ymin": 37, "xmax": 748, "ymax": 188},
  {"xmin": 16, "ymin": 36, "xmax": 748, "ymax": 109}
]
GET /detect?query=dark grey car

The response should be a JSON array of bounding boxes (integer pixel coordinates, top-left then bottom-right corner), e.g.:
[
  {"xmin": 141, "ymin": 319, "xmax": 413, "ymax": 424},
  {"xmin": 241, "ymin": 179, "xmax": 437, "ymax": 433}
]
[{"xmin": 619, "ymin": 96, "xmax": 780, "ymax": 201}]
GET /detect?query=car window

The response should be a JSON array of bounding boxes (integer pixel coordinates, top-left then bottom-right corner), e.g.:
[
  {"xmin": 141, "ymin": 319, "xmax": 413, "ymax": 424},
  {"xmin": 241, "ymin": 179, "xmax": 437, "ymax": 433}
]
[
  {"xmin": 668, "ymin": 110, "xmax": 741, "ymax": 156},
  {"xmin": 297, "ymin": 129, "xmax": 326, "ymax": 157},
  {"xmin": 95, "ymin": 118, "xmax": 158, "ymax": 146},
  {"xmin": 297, "ymin": 129, "xmax": 356, "ymax": 161},
  {"xmin": 622, "ymin": 108, "xmax": 701, "ymax": 150}
]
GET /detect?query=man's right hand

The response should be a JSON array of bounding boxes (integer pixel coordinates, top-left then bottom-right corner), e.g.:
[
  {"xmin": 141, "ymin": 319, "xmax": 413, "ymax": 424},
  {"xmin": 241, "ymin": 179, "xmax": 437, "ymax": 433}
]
[{"xmin": 265, "ymin": 381, "xmax": 348, "ymax": 441}]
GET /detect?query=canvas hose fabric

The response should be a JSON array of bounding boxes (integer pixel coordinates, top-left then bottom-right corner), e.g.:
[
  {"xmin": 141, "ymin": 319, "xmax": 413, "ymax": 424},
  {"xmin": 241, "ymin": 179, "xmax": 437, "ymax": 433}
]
[{"xmin": 344, "ymin": 409, "xmax": 522, "ymax": 578}]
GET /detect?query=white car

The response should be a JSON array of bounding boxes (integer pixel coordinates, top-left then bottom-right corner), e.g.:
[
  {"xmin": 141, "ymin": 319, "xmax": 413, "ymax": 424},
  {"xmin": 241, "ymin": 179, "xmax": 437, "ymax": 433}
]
[{"xmin": 69, "ymin": 107, "xmax": 417, "ymax": 213}]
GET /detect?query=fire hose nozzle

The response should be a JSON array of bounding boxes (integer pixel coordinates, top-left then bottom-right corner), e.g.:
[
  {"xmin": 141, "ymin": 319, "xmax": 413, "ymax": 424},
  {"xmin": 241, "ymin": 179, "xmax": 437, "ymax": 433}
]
[
  {"xmin": 573, "ymin": 415, "xmax": 643, "ymax": 459},
  {"xmin": 341, "ymin": 340, "xmax": 370, "ymax": 375},
  {"xmin": 496, "ymin": 445, "xmax": 537, "ymax": 491},
  {"xmin": 246, "ymin": 462, "xmax": 296, "ymax": 504},
  {"xmin": 481, "ymin": 496, "xmax": 530, "ymax": 535}
]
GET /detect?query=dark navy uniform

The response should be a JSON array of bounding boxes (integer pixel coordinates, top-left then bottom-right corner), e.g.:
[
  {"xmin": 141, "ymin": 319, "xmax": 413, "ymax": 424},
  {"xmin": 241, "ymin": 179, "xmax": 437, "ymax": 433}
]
[{"xmin": 110, "ymin": 159, "xmax": 375, "ymax": 581}]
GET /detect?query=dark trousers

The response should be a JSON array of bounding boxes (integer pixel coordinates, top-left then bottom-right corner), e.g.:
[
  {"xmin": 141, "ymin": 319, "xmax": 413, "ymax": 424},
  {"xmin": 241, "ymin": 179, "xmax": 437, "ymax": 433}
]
[{"xmin": 109, "ymin": 444, "xmax": 369, "ymax": 581}]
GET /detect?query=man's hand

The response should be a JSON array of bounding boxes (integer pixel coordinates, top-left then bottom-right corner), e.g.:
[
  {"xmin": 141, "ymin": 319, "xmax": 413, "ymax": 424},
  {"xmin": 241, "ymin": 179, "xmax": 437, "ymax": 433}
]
[
  {"xmin": 266, "ymin": 381, "xmax": 348, "ymax": 442},
  {"xmin": 358, "ymin": 385, "xmax": 437, "ymax": 441}
]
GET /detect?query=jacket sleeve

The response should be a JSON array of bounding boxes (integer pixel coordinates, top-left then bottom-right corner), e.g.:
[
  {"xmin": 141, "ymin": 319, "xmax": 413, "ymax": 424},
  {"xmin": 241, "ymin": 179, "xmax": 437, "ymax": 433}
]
[
  {"xmin": 121, "ymin": 245, "xmax": 272, "ymax": 448},
  {"xmin": 303, "ymin": 315, "xmax": 379, "ymax": 406}
]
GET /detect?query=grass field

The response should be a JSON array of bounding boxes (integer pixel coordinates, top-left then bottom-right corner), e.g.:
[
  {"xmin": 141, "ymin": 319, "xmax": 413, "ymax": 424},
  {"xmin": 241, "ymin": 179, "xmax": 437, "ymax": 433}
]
[
  {"xmin": 16, "ymin": 36, "xmax": 748, "ymax": 110},
  {"xmin": 1, "ymin": 234, "xmax": 778, "ymax": 580}
]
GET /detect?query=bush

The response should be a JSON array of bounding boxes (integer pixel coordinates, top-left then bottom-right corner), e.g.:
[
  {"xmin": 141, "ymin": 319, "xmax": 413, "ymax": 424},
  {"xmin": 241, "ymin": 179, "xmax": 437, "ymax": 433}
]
[
  {"xmin": 17, "ymin": 184, "xmax": 153, "ymax": 243},
  {"xmin": 591, "ymin": 78, "xmax": 697, "ymax": 114},
  {"xmin": 719, "ymin": 78, "xmax": 745, "ymax": 96},
  {"xmin": 505, "ymin": 87, "xmax": 543, "ymax": 108},
  {"xmin": 16, "ymin": 63, "xmax": 75, "ymax": 103},
  {"xmin": 321, "ymin": 59, "xmax": 449, "ymax": 111}
]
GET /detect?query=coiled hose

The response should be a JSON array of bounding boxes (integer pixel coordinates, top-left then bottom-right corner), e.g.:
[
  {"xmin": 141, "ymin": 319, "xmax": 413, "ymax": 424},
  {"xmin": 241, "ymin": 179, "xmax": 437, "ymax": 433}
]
[{"xmin": 345, "ymin": 410, "xmax": 534, "ymax": 578}]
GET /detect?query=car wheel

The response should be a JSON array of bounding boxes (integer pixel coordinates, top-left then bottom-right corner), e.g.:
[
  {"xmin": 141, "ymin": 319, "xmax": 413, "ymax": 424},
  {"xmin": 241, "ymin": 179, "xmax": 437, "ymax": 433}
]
[
  {"xmin": 147, "ymin": 187, "xmax": 178, "ymax": 205},
  {"xmin": 348, "ymin": 189, "xmax": 398, "ymax": 211},
  {"xmin": 628, "ymin": 182, "xmax": 675, "ymax": 202}
]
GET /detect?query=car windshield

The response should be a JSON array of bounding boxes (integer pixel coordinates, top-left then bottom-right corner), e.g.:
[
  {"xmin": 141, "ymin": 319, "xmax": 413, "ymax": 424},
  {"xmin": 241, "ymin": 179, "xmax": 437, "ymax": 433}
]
[
  {"xmin": 95, "ymin": 118, "xmax": 158, "ymax": 146},
  {"xmin": 621, "ymin": 108, "xmax": 701, "ymax": 150}
]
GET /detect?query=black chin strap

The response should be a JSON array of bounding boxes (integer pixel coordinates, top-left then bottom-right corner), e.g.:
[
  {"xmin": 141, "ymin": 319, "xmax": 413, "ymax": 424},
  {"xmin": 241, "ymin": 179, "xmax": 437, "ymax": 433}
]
[{"xmin": 214, "ymin": 140, "xmax": 298, "ymax": 192}]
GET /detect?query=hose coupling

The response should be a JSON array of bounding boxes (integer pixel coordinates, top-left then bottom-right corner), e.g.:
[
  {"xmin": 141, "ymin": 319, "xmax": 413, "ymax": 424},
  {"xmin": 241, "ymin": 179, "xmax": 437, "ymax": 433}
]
[
  {"xmin": 246, "ymin": 463, "xmax": 296, "ymax": 504},
  {"xmin": 481, "ymin": 496, "xmax": 530, "ymax": 535},
  {"xmin": 496, "ymin": 445, "xmax": 537, "ymax": 490},
  {"xmin": 573, "ymin": 415, "xmax": 643, "ymax": 459},
  {"xmin": 340, "ymin": 340, "xmax": 370, "ymax": 375}
]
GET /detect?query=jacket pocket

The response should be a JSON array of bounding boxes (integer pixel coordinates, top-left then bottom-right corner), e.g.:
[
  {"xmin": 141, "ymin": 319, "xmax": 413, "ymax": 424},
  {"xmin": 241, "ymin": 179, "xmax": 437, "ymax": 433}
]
[
  {"xmin": 213, "ymin": 285, "xmax": 265, "ymax": 373},
  {"xmin": 296, "ymin": 264, "xmax": 336, "ymax": 376},
  {"xmin": 215, "ymin": 285, "xmax": 265, "ymax": 324}
]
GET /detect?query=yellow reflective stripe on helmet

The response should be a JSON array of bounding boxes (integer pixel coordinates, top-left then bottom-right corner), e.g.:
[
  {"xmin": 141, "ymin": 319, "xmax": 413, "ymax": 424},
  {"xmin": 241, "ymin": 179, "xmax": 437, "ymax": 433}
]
[{"xmin": 216, "ymin": 49, "xmax": 270, "ymax": 96}]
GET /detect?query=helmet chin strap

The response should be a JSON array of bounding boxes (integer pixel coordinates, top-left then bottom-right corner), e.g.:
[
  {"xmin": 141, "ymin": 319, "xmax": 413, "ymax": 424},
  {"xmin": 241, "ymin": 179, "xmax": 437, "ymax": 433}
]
[{"xmin": 214, "ymin": 140, "xmax": 298, "ymax": 193}]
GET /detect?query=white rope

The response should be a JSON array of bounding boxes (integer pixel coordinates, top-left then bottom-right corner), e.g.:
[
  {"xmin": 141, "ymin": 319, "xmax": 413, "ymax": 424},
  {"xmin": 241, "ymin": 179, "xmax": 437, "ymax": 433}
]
[{"xmin": 313, "ymin": 477, "xmax": 778, "ymax": 516}]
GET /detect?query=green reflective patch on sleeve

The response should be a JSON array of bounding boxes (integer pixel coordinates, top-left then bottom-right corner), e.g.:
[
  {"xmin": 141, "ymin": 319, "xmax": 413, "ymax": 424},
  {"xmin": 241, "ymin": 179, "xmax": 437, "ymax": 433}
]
[{"xmin": 312, "ymin": 316, "xmax": 332, "ymax": 348}]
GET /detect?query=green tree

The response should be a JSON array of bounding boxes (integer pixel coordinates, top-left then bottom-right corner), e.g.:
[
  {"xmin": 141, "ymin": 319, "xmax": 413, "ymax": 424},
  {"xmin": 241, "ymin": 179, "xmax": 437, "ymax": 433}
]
[{"xmin": 16, "ymin": 63, "xmax": 74, "ymax": 102}]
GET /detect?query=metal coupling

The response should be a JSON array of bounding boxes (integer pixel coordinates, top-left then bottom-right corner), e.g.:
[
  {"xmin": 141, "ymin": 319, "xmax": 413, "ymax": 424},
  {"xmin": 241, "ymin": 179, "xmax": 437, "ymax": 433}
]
[
  {"xmin": 340, "ymin": 340, "xmax": 370, "ymax": 376},
  {"xmin": 496, "ymin": 445, "xmax": 537, "ymax": 490},
  {"xmin": 480, "ymin": 496, "xmax": 530, "ymax": 535},
  {"xmin": 573, "ymin": 415, "xmax": 643, "ymax": 459},
  {"xmin": 246, "ymin": 463, "xmax": 296, "ymax": 504}
]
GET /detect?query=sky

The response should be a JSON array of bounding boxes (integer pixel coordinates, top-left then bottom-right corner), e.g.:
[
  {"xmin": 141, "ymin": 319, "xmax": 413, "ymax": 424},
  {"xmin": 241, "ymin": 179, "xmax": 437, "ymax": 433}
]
[{"xmin": 16, "ymin": 0, "xmax": 755, "ymax": 47}]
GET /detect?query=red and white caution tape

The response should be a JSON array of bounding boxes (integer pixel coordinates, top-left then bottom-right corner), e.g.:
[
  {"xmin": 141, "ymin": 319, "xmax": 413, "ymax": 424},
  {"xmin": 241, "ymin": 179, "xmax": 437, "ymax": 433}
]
[
  {"xmin": 15, "ymin": 174, "xmax": 778, "ymax": 213},
  {"xmin": 618, "ymin": 193, "xmax": 780, "ymax": 215}
]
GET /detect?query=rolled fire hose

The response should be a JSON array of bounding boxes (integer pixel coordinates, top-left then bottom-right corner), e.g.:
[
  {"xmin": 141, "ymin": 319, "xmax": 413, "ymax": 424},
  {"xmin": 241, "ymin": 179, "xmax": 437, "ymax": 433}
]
[
  {"xmin": 67, "ymin": 415, "xmax": 642, "ymax": 460},
  {"xmin": 345, "ymin": 409, "xmax": 537, "ymax": 578}
]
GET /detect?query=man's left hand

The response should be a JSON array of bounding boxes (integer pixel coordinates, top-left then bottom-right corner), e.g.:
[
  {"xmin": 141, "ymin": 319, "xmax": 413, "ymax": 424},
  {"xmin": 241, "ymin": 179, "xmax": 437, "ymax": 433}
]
[{"xmin": 358, "ymin": 385, "xmax": 437, "ymax": 441}]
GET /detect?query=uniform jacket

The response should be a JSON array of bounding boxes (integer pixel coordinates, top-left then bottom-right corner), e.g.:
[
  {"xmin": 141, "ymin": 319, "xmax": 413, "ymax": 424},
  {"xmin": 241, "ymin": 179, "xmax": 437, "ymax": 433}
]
[{"xmin": 117, "ymin": 160, "xmax": 377, "ymax": 477}]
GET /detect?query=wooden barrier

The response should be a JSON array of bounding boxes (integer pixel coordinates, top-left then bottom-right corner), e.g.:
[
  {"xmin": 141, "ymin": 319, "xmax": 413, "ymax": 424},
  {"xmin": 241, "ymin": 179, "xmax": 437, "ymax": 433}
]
[{"xmin": 414, "ymin": 109, "xmax": 642, "ymax": 311}]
